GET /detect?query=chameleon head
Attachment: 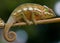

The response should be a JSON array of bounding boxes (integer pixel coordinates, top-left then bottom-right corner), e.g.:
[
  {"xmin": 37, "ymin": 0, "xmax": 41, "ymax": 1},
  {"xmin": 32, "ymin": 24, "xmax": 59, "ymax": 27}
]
[{"xmin": 40, "ymin": 5, "xmax": 56, "ymax": 19}]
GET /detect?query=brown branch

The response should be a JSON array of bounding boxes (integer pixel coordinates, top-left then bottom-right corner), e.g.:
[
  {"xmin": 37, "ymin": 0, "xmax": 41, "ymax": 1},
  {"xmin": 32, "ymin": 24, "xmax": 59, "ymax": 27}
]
[
  {"xmin": 0, "ymin": 18, "xmax": 60, "ymax": 28},
  {"xmin": 13, "ymin": 18, "xmax": 60, "ymax": 26}
]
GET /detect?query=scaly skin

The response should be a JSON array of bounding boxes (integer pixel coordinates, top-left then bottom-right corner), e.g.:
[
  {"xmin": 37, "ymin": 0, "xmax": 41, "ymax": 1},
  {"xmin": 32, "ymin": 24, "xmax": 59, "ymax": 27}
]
[{"xmin": 3, "ymin": 3, "xmax": 56, "ymax": 42}]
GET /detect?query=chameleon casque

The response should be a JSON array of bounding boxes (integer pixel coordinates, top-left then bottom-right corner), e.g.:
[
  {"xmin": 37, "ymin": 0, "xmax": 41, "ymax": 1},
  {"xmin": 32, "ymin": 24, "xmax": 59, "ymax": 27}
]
[{"xmin": 0, "ymin": 3, "xmax": 56, "ymax": 42}]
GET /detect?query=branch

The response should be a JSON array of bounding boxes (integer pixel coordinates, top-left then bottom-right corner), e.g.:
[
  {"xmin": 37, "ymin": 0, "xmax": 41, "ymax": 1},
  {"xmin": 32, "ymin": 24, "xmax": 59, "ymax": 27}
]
[
  {"xmin": 13, "ymin": 18, "xmax": 60, "ymax": 26},
  {"xmin": 0, "ymin": 18, "xmax": 60, "ymax": 28}
]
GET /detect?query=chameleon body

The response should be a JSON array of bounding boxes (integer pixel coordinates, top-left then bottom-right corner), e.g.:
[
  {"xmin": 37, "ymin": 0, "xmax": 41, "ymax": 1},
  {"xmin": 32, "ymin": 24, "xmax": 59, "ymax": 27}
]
[{"xmin": 3, "ymin": 3, "xmax": 56, "ymax": 42}]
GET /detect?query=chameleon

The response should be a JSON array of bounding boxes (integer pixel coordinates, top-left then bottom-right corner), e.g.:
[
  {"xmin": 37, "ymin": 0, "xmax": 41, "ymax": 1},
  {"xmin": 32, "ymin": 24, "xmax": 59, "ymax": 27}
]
[{"xmin": 3, "ymin": 3, "xmax": 56, "ymax": 42}]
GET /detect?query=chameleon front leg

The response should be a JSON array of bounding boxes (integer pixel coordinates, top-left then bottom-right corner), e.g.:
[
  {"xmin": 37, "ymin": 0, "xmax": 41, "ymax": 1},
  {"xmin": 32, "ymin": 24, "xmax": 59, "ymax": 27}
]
[
  {"xmin": 21, "ymin": 11, "xmax": 31, "ymax": 25},
  {"xmin": 3, "ymin": 15, "xmax": 16, "ymax": 42}
]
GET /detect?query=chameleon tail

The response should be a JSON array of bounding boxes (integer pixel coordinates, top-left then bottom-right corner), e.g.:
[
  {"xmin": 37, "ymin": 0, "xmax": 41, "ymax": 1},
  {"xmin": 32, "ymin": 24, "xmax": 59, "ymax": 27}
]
[{"xmin": 3, "ymin": 16, "xmax": 16, "ymax": 42}]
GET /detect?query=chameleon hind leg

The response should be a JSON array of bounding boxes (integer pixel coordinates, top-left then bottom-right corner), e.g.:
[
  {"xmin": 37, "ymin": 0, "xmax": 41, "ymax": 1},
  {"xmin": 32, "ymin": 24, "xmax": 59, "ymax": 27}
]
[
  {"xmin": 21, "ymin": 11, "xmax": 31, "ymax": 25},
  {"xmin": 31, "ymin": 12, "xmax": 37, "ymax": 25}
]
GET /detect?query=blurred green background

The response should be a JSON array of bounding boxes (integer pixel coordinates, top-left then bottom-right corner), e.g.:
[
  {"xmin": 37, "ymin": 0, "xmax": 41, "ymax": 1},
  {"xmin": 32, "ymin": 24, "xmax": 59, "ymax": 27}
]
[{"xmin": 0, "ymin": 0, "xmax": 60, "ymax": 43}]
